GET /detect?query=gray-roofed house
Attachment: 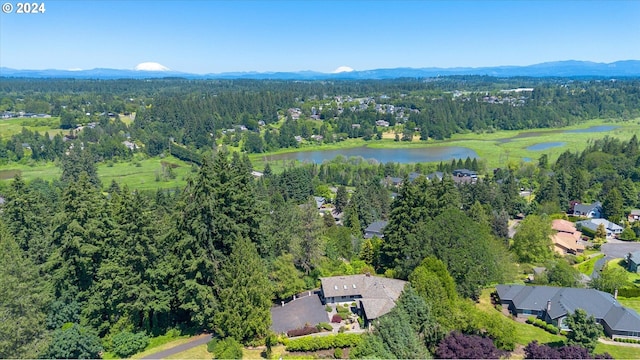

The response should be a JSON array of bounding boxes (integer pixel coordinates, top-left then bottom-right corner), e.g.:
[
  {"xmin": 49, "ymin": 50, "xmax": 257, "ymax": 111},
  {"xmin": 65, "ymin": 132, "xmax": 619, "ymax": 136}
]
[
  {"xmin": 426, "ymin": 172, "xmax": 444, "ymax": 181},
  {"xmin": 496, "ymin": 284, "xmax": 640, "ymax": 340},
  {"xmin": 314, "ymin": 196, "xmax": 326, "ymax": 209},
  {"xmin": 627, "ymin": 251, "xmax": 640, "ymax": 273},
  {"xmin": 573, "ymin": 201, "xmax": 603, "ymax": 218},
  {"xmin": 364, "ymin": 220, "xmax": 388, "ymax": 239},
  {"xmin": 576, "ymin": 218, "xmax": 623, "ymax": 237},
  {"xmin": 320, "ymin": 274, "xmax": 407, "ymax": 326}
]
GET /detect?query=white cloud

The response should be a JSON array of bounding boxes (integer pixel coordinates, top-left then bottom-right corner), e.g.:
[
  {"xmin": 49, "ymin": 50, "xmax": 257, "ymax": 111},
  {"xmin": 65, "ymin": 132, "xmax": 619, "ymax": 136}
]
[
  {"xmin": 134, "ymin": 62, "xmax": 170, "ymax": 71},
  {"xmin": 332, "ymin": 66, "xmax": 355, "ymax": 73}
]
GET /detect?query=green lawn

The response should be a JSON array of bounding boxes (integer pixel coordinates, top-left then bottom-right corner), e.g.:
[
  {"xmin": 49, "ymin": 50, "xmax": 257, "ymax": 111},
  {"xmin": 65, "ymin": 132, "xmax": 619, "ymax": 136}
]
[
  {"xmin": 575, "ymin": 254, "xmax": 605, "ymax": 276},
  {"xmin": 618, "ymin": 297, "xmax": 640, "ymax": 314},
  {"xmin": 607, "ymin": 258, "xmax": 640, "ymax": 284},
  {"xmin": 165, "ymin": 343, "xmax": 210, "ymax": 359},
  {"xmin": 0, "ymin": 117, "xmax": 63, "ymax": 139},
  {"xmin": 594, "ymin": 343, "xmax": 640, "ymax": 359}
]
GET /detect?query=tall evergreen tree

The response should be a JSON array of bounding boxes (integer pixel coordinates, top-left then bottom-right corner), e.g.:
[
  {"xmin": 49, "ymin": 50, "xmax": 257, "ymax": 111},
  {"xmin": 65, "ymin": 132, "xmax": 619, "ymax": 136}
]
[
  {"xmin": 0, "ymin": 221, "xmax": 50, "ymax": 359},
  {"xmin": 214, "ymin": 237, "xmax": 272, "ymax": 343}
]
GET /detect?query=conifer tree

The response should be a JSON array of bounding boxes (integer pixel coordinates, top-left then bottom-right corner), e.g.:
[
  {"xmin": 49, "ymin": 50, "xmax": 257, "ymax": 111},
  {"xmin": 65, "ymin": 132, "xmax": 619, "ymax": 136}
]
[{"xmin": 214, "ymin": 237, "xmax": 272, "ymax": 343}]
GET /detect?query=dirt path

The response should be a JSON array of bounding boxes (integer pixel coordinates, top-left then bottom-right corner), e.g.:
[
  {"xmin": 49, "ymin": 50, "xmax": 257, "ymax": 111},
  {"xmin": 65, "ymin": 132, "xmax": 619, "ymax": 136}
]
[{"xmin": 141, "ymin": 334, "xmax": 212, "ymax": 359}]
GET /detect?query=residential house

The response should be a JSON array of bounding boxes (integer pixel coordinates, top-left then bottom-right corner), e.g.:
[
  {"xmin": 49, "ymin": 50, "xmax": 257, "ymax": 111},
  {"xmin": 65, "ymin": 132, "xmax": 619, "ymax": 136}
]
[
  {"xmin": 627, "ymin": 251, "xmax": 640, "ymax": 273},
  {"xmin": 381, "ymin": 176, "xmax": 403, "ymax": 187},
  {"xmin": 628, "ymin": 209, "xmax": 640, "ymax": 223},
  {"xmin": 364, "ymin": 220, "xmax": 388, "ymax": 239},
  {"xmin": 496, "ymin": 284, "xmax": 640, "ymax": 340},
  {"xmin": 452, "ymin": 169, "xmax": 478, "ymax": 179},
  {"xmin": 573, "ymin": 201, "xmax": 603, "ymax": 218},
  {"xmin": 551, "ymin": 219, "xmax": 584, "ymax": 255},
  {"xmin": 314, "ymin": 196, "xmax": 326, "ymax": 209},
  {"xmin": 320, "ymin": 274, "xmax": 406, "ymax": 325},
  {"xmin": 426, "ymin": 172, "xmax": 444, "ymax": 181},
  {"xmin": 576, "ymin": 218, "xmax": 623, "ymax": 237},
  {"xmin": 122, "ymin": 140, "xmax": 137, "ymax": 151},
  {"xmin": 375, "ymin": 120, "xmax": 390, "ymax": 127}
]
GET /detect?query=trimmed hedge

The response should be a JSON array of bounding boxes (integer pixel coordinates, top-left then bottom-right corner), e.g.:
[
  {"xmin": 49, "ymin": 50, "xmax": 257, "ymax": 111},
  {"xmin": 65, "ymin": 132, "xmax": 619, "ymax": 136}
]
[
  {"xmin": 614, "ymin": 338, "xmax": 640, "ymax": 344},
  {"xmin": 526, "ymin": 316, "xmax": 560, "ymax": 334},
  {"xmin": 286, "ymin": 333, "xmax": 363, "ymax": 352},
  {"xmin": 287, "ymin": 325, "xmax": 320, "ymax": 337}
]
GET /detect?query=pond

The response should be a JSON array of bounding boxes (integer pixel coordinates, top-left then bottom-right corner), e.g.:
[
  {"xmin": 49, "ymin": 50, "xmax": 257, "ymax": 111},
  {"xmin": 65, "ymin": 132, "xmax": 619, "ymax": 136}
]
[
  {"xmin": 525, "ymin": 142, "xmax": 566, "ymax": 151},
  {"xmin": 262, "ymin": 146, "xmax": 478, "ymax": 164},
  {"xmin": 564, "ymin": 125, "xmax": 619, "ymax": 133}
]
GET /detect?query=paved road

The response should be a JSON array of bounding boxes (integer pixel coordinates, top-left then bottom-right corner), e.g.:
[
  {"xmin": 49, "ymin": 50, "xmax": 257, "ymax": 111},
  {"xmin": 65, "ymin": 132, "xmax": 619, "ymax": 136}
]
[
  {"xmin": 591, "ymin": 256, "xmax": 607, "ymax": 279},
  {"xmin": 141, "ymin": 334, "xmax": 212, "ymax": 359},
  {"xmin": 601, "ymin": 241, "xmax": 640, "ymax": 259}
]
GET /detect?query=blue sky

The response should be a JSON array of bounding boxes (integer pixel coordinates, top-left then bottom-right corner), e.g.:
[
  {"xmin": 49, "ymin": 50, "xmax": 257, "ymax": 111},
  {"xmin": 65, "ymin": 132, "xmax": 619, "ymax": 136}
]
[{"xmin": 1, "ymin": 0, "xmax": 638, "ymax": 73}]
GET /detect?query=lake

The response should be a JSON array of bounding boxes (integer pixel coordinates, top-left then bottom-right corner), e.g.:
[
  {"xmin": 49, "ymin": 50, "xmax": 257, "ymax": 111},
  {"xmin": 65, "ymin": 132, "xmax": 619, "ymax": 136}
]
[
  {"xmin": 564, "ymin": 125, "xmax": 619, "ymax": 133},
  {"xmin": 526, "ymin": 142, "xmax": 566, "ymax": 151},
  {"xmin": 262, "ymin": 146, "xmax": 478, "ymax": 164},
  {"xmin": 498, "ymin": 125, "xmax": 619, "ymax": 143}
]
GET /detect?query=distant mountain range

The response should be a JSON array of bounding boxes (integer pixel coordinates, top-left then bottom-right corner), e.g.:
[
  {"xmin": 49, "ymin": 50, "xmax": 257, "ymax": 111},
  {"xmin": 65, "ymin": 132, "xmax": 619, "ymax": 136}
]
[{"xmin": 2, "ymin": 60, "xmax": 640, "ymax": 79}]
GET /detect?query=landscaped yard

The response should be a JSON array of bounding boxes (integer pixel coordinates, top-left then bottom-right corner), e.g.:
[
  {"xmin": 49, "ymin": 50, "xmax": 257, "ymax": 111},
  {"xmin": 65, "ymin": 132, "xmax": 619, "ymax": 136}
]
[
  {"xmin": 477, "ymin": 288, "xmax": 639, "ymax": 359},
  {"xmin": 575, "ymin": 254, "xmax": 605, "ymax": 275}
]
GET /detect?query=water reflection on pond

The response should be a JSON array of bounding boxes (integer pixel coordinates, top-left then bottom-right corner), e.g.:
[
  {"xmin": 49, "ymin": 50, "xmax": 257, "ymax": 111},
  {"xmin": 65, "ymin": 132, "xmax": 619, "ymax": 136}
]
[
  {"xmin": 262, "ymin": 146, "xmax": 478, "ymax": 164},
  {"xmin": 525, "ymin": 142, "xmax": 566, "ymax": 151}
]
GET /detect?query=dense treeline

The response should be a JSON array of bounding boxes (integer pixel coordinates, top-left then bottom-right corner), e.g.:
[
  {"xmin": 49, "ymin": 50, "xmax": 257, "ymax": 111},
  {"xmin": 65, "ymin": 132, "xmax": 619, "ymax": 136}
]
[{"xmin": 2, "ymin": 77, "xmax": 639, "ymax": 163}]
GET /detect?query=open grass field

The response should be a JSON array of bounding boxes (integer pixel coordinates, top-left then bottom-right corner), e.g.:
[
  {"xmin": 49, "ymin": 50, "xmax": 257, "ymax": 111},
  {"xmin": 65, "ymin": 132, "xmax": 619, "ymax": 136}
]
[
  {"xmin": 0, "ymin": 155, "xmax": 194, "ymax": 191},
  {"xmin": 98, "ymin": 156, "xmax": 194, "ymax": 191},
  {"xmin": 0, "ymin": 117, "xmax": 63, "ymax": 139}
]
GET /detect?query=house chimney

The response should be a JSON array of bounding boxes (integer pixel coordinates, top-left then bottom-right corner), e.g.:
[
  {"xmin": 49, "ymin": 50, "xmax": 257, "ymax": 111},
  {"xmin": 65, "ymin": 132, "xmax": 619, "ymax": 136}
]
[
  {"xmin": 614, "ymin": 288, "xmax": 618, "ymax": 300},
  {"xmin": 546, "ymin": 300, "xmax": 551, "ymax": 312}
]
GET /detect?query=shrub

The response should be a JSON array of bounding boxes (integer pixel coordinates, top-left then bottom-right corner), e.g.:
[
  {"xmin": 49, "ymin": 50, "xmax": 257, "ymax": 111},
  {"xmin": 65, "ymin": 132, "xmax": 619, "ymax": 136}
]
[
  {"xmin": 334, "ymin": 348, "xmax": 343, "ymax": 359},
  {"xmin": 528, "ymin": 318, "xmax": 560, "ymax": 334},
  {"xmin": 331, "ymin": 314, "xmax": 343, "ymax": 323},
  {"xmin": 286, "ymin": 334, "xmax": 363, "ymax": 352},
  {"xmin": 325, "ymin": 305, "xmax": 333, "ymax": 312},
  {"xmin": 111, "ymin": 331, "xmax": 149, "ymax": 358},
  {"xmin": 317, "ymin": 322, "xmax": 333, "ymax": 331},
  {"xmin": 211, "ymin": 337, "xmax": 243, "ymax": 359},
  {"xmin": 338, "ymin": 326, "xmax": 346, "ymax": 333},
  {"xmin": 287, "ymin": 325, "xmax": 319, "ymax": 337},
  {"xmin": 526, "ymin": 316, "xmax": 536, "ymax": 324}
]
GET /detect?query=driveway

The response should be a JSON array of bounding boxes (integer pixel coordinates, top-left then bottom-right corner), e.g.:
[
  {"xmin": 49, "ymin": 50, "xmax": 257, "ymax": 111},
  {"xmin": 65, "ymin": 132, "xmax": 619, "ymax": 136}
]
[
  {"xmin": 271, "ymin": 291, "xmax": 329, "ymax": 334},
  {"xmin": 141, "ymin": 334, "xmax": 212, "ymax": 359}
]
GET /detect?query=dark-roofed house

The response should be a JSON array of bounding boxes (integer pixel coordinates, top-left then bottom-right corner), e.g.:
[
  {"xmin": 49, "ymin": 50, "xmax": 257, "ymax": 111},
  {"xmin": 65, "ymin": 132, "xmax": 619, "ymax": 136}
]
[
  {"xmin": 426, "ymin": 172, "xmax": 444, "ymax": 181},
  {"xmin": 320, "ymin": 274, "xmax": 406, "ymax": 326},
  {"xmin": 452, "ymin": 169, "xmax": 478, "ymax": 179},
  {"xmin": 364, "ymin": 220, "xmax": 388, "ymax": 239},
  {"xmin": 496, "ymin": 284, "xmax": 640, "ymax": 340},
  {"xmin": 573, "ymin": 201, "xmax": 603, "ymax": 218},
  {"xmin": 627, "ymin": 251, "xmax": 640, "ymax": 273}
]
